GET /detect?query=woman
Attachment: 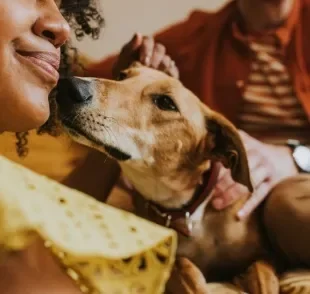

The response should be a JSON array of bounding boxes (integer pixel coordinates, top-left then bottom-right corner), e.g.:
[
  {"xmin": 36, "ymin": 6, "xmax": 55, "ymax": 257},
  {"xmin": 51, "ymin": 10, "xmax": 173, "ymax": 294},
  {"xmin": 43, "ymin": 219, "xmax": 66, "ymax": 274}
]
[
  {"xmin": 0, "ymin": 1, "xmax": 205, "ymax": 293},
  {"xmin": 0, "ymin": 1, "xmax": 104, "ymax": 293}
]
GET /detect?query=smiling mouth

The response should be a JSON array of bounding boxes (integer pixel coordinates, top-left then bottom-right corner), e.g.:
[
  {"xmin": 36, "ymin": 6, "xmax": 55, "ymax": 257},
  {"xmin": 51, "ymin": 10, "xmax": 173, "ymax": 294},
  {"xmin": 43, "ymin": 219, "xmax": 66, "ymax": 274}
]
[
  {"xmin": 62, "ymin": 119, "xmax": 132, "ymax": 161},
  {"xmin": 16, "ymin": 51, "xmax": 60, "ymax": 83}
]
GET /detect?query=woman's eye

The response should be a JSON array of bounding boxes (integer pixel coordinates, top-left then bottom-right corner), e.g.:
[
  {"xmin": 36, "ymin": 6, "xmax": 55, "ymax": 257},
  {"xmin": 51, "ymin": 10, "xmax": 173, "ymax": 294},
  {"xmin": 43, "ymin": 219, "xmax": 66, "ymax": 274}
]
[
  {"xmin": 152, "ymin": 94, "xmax": 178, "ymax": 112},
  {"xmin": 116, "ymin": 72, "xmax": 128, "ymax": 81}
]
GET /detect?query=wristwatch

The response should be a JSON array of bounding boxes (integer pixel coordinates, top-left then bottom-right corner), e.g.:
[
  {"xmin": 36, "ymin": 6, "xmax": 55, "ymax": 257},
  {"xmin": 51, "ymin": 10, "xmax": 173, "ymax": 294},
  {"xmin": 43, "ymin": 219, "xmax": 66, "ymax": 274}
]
[{"xmin": 287, "ymin": 139, "xmax": 310, "ymax": 173}]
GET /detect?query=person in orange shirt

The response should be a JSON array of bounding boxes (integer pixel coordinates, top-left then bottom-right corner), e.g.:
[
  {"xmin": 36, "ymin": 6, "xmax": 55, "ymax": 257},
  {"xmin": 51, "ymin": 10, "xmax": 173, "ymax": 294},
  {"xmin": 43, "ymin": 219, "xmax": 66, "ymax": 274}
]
[{"xmin": 67, "ymin": 0, "xmax": 310, "ymax": 268}]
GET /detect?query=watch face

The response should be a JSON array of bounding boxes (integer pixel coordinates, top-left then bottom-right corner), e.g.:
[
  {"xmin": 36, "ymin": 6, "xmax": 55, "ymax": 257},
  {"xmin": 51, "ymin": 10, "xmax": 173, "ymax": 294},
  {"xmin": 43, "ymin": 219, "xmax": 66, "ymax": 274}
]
[{"xmin": 293, "ymin": 146, "xmax": 310, "ymax": 173}]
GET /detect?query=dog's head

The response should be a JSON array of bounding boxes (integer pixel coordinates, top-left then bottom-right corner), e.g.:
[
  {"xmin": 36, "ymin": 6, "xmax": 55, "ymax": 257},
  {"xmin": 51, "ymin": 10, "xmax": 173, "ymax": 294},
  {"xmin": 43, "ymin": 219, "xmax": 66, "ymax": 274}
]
[{"xmin": 57, "ymin": 62, "xmax": 253, "ymax": 193}]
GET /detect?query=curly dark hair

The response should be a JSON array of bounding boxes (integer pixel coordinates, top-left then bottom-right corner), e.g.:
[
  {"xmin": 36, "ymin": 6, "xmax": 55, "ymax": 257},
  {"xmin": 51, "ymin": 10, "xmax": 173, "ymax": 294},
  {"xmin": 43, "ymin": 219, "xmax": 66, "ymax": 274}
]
[{"xmin": 16, "ymin": 0, "xmax": 105, "ymax": 157}]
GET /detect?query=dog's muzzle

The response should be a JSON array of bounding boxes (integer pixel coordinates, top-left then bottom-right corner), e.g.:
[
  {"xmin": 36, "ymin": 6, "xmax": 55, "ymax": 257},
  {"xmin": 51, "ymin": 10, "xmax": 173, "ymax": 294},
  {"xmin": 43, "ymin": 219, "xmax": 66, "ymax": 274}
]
[{"xmin": 55, "ymin": 77, "xmax": 133, "ymax": 162}]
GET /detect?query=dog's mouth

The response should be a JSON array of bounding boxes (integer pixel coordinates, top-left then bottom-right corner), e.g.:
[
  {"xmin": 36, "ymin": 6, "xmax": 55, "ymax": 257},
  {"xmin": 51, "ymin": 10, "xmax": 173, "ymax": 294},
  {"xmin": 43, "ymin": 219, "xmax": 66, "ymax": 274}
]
[{"xmin": 62, "ymin": 119, "xmax": 132, "ymax": 161}]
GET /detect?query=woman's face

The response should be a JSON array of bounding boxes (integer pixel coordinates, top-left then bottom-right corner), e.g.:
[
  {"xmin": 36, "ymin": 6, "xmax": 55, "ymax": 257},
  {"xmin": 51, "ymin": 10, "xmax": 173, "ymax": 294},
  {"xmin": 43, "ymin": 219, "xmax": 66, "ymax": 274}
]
[{"xmin": 0, "ymin": 0, "xmax": 70, "ymax": 132}]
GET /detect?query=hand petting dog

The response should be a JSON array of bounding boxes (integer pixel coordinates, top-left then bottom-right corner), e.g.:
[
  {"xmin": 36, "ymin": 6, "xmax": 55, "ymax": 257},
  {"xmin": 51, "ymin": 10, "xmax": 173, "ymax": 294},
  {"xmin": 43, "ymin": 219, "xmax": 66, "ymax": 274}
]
[
  {"xmin": 112, "ymin": 33, "xmax": 179, "ymax": 79},
  {"xmin": 212, "ymin": 130, "xmax": 298, "ymax": 220}
]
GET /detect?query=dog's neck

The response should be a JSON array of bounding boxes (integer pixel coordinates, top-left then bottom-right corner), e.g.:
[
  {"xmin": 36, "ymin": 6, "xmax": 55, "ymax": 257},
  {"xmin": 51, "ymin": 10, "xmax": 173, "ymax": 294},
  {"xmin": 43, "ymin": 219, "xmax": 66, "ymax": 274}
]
[{"xmin": 120, "ymin": 162, "xmax": 210, "ymax": 209}]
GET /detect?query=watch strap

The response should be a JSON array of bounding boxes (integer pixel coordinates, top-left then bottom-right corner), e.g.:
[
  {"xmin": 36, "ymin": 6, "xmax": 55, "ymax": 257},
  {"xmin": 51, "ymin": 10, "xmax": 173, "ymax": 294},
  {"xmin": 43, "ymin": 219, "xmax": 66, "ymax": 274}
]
[{"xmin": 286, "ymin": 139, "xmax": 310, "ymax": 173}]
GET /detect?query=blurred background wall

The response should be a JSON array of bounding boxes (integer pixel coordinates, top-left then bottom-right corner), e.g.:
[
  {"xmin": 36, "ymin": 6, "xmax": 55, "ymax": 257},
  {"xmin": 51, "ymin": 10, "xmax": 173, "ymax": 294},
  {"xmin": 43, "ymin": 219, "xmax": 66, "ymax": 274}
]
[{"xmin": 75, "ymin": 0, "xmax": 229, "ymax": 61}]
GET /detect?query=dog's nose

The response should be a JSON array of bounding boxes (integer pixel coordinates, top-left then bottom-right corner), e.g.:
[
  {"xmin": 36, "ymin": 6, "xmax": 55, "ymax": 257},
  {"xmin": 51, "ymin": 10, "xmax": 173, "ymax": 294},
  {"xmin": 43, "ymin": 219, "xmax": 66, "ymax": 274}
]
[{"xmin": 57, "ymin": 77, "xmax": 93, "ymax": 104}]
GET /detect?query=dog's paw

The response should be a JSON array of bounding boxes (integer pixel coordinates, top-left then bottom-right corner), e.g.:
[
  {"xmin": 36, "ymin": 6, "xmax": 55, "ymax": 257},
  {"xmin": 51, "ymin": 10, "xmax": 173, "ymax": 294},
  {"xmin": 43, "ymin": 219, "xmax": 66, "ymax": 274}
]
[
  {"xmin": 233, "ymin": 260, "xmax": 279, "ymax": 294},
  {"xmin": 165, "ymin": 257, "xmax": 209, "ymax": 294},
  {"xmin": 280, "ymin": 269, "xmax": 310, "ymax": 294}
]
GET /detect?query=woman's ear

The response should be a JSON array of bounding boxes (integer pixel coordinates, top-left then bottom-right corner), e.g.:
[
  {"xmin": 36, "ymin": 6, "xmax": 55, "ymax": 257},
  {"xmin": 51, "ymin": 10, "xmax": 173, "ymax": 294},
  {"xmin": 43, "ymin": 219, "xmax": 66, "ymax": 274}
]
[{"xmin": 202, "ymin": 108, "xmax": 253, "ymax": 192}]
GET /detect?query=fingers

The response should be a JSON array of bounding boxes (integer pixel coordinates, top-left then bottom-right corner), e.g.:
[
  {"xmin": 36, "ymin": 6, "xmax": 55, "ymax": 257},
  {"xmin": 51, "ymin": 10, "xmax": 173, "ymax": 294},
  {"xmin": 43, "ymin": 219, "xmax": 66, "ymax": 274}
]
[
  {"xmin": 158, "ymin": 55, "xmax": 172, "ymax": 71},
  {"xmin": 211, "ymin": 158, "xmax": 270, "ymax": 211},
  {"xmin": 121, "ymin": 32, "xmax": 143, "ymax": 56},
  {"xmin": 158, "ymin": 55, "xmax": 180, "ymax": 79},
  {"xmin": 251, "ymin": 163, "xmax": 271, "ymax": 189},
  {"xmin": 139, "ymin": 36, "xmax": 167, "ymax": 68},
  {"xmin": 138, "ymin": 36, "xmax": 179, "ymax": 78},
  {"xmin": 213, "ymin": 130, "xmax": 273, "ymax": 219},
  {"xmin": 212, "ymin": 168, "xmax": 248, "ymax": 210},
  {"xmin": 150, "ymin": 43, "xmax": 166, "ymax": 68},
  {"xmin": 118, "ymin": 34, "xmax": 180, "ymax": 79},
  {"xmin": 177, "ymin": 257, "xmax": 208, "ymax": 294},
  {"xmin": 213, "ymin": 182, "xmax": 249, "ymax": 210},
  {"xmin": 237, "ymin": 181, "xmax": 270, "ymax": 220},
  {"xmin": 246, "ymin": 148, "xmax": 272, "ymax": 189},
  {"xmin": 113, "ymin": 33, "xmax": 143, "ymax": 78},
  {"xmin": 168, "ymin": 63, "xmax": 180, "ymax": 79},
  {"xmin": 139, "ymin": 36, "xmax": 154, "ymax": 66},
  {"xmin": 212, "ymin": 167, "xmax": 235, "ymax": 209},
  {"xmin": 166, "ymin": 257, "xmax": 208, "ymax": 294},
  {"xmin": 216, "ymin": 166, "xmax": 233, "ymax": 187}
]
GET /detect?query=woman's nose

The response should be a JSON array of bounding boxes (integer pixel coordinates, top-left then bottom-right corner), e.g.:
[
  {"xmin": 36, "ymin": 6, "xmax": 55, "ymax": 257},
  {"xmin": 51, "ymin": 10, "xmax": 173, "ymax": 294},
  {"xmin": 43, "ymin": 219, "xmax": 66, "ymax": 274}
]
[{"xmin": 32, "ymin": 2, "xmax": 71, "ymax": 48}]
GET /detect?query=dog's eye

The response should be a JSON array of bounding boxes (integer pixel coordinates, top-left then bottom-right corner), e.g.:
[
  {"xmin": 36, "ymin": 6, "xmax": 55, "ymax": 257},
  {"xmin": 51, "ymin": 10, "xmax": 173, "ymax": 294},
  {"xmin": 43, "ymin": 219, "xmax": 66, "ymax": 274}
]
[
  {"xmin": 116, "ymin": 71, "xmax": 128, "ymax": 81},
  {"xmin": 152, "ymin": 94, "xmax": 178, "ymax": 112}
]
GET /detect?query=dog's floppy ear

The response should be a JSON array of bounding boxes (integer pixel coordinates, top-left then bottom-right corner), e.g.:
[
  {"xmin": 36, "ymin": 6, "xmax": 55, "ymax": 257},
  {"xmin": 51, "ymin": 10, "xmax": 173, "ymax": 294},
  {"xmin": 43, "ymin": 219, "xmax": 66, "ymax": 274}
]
[{"xmin": 202, "ymin": 108, "xmax": 253, "ymax": 192}]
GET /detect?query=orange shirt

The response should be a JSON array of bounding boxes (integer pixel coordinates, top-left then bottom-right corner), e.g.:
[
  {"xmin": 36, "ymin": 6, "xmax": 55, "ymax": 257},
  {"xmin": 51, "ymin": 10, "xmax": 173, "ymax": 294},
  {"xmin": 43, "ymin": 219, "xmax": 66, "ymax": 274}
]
[
  {"xmin": 85, "ymin": 0, "xmax": 310, "ymax": 134},
  {"xmin": 237, "ymin": 35, "xmax": 310, "ymax": 144}
]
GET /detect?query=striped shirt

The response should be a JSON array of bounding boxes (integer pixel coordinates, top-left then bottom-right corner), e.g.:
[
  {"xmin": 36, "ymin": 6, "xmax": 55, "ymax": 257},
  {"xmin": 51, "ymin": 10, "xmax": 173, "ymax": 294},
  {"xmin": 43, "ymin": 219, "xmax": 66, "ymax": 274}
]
[{"xmin": 238, "ymin": 35, "xmax": 310, "ymax": 145}]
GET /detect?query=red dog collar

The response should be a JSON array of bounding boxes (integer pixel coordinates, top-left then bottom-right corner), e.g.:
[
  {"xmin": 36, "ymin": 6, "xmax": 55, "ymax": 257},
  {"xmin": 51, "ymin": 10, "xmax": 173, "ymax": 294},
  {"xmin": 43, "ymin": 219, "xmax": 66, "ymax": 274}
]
[{"xmin": 129, "ymin": 162, "xmax": 220, "ymax": 237}]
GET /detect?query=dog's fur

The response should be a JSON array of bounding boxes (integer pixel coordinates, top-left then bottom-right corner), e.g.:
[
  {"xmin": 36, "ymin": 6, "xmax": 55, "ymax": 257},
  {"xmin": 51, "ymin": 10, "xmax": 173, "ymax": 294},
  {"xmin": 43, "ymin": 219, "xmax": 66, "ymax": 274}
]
[{"xmin": 57, "ymin": 63, "xmax": 276, "ymax": 290}]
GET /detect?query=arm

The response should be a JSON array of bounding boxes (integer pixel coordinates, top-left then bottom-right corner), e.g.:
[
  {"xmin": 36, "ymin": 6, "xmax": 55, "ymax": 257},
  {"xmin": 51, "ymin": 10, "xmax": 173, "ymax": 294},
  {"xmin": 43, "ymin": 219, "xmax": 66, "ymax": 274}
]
[
  {"xmin": 0, "ymin": 239, "xmax": 83, "ymax": 294},
  {"xmin": 212, "ymin": 131, "xmax": 298, "ymax": 219}
]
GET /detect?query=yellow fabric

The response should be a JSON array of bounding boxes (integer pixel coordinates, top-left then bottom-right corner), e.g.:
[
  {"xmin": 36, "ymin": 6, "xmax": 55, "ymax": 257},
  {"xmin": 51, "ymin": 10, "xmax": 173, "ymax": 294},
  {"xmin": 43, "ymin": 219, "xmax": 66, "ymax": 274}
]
[
  {"xmin": 0, "ymin": 155, "xmax": 177, "ymax": 294},
  {"xmin": 0, "ymin": 131, "xmax": 88, "ymax": 182}
]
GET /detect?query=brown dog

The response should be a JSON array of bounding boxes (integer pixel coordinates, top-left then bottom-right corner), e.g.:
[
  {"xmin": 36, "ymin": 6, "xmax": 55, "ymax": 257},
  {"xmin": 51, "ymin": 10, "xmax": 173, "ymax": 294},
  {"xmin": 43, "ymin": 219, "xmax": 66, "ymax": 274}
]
[{"xmin": 56, "ymin": 63, "xmax": 279, "ymax": 293}]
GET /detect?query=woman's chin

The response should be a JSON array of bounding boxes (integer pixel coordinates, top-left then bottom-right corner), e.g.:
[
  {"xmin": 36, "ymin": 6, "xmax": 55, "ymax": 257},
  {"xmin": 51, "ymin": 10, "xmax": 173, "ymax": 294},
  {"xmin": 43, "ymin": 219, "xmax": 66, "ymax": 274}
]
[
  {"xmin": 20, "ymin": 88, "xmax": 52, "ymax": 132},
  {"xmin": 28, "ymin": 113, "xmax": 51, "ymax": 132},
  {"xmin": 10, "ymin": 120, "xmax": 49, "ymax": 133},
  {"xmin": 9, "ymin": 107, "xmax": 50, "ymax": 133}
]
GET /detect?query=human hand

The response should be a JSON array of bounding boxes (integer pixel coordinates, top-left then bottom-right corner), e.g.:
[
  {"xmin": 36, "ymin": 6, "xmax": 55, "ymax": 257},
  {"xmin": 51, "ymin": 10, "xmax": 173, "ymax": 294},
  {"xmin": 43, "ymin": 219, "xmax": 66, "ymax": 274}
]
[
  {"xmin": 112, "ymin": 33, "xmax": 179, "ymax": 79},
  {"xmin": 212, "ymin": 130, "xmax": 298, "ymax": 220},
  {"xmin": 165, "ymin": 257, "xmax": 209, "ymax": 294}
]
